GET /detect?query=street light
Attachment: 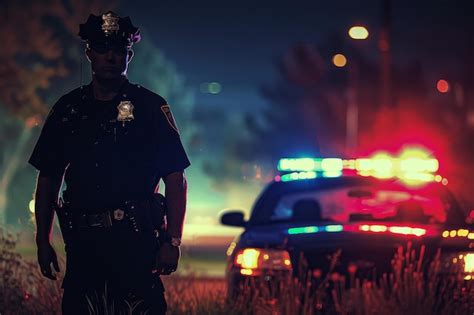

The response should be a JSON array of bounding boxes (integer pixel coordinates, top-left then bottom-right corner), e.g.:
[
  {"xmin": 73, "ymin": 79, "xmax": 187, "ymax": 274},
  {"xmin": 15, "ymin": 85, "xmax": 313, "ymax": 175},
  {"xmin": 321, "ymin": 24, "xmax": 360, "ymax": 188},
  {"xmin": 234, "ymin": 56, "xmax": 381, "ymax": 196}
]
[
  {"xmin": 344, "ymin": 26, "xmax": 370, "ymax": 154},
  {"xmin": 348, "ymin": 26, "xmax": 369, "ymax": 40}
]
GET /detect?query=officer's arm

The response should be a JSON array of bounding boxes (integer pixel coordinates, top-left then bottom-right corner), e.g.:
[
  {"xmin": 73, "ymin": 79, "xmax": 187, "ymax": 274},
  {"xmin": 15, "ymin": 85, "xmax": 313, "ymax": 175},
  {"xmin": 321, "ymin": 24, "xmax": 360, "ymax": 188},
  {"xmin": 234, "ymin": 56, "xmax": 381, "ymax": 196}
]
[
  {"xmin": 34, "ymin": 171, "xmax": 64, "ymax": 245},
  {"xmin": 163, "ymin": 171, "xmax": 188, "ymax": 238}
]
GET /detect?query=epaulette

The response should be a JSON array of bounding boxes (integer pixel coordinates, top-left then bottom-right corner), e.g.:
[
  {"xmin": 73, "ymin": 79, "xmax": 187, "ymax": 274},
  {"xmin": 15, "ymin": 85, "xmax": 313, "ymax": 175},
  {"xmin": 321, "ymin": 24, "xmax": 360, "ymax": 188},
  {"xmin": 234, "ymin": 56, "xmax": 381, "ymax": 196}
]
[{"xmin": 128, "ymin": 83, "xmax": 167, "ymax": 106}]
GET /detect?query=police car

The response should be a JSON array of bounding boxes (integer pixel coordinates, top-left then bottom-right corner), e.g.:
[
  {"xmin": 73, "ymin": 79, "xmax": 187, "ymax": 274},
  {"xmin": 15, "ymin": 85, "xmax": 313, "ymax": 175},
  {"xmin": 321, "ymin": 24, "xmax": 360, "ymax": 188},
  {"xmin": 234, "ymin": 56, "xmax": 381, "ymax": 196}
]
[{"xmin": 220, "ymin": 149, "xmax": 474, "ymax": 295}]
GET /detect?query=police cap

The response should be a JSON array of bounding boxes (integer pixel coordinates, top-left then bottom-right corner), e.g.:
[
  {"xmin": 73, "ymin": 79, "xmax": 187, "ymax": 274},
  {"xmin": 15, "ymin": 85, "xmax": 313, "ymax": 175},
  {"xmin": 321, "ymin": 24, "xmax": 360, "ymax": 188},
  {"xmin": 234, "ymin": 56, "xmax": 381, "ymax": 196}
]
[{"xmin": 78, "ymin": 11, "xmax": 141, "ymax": 49}]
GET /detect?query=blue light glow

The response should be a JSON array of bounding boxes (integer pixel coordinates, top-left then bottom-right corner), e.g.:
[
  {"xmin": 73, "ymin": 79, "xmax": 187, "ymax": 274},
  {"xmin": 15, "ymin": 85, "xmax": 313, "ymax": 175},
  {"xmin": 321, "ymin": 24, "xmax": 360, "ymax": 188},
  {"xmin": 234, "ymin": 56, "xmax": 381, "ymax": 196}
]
[
  {"xmin": 325, "ymin": 225, "xmax": 344, "ymax": 232},
  {"xmin": 278, "ymin": 158, "xmax": 343, "ymax": 172},
  {"xmin": 287, "ymin": 225, "xmax": 344, "ymax": 235},
  {"xmin": 288, "ymin": 226, "xmax": 319, "ymax": 235},
  {"xmin": 280, "ymin": 171, "xmax": 317, "ymax": 182}
]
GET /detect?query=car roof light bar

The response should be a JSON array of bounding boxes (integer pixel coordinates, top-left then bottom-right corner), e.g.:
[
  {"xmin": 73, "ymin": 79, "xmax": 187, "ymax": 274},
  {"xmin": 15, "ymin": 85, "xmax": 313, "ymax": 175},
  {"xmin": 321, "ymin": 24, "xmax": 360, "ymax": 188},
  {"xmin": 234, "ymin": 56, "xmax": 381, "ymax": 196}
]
[
  {"xmin": 287, "ymin": 225, "xmax": 344, "ymax": 235},
  {"xmin": 278, "ymin": 157, "xmax": 438, "ymax": 174},
  {"xmin": 288, "ymin": 224, "xmax": 428, "ymax": 237},
  {"xmin": 280, "ymin": 171, "xmax": 317, "ymax": 182},
  {"xmin": 277, "ymin": 153, "xmax": 440, "ymax": 184},
  {"xmin": 359, "ymin": 224, "xmax": 427, "ymax": 237},
  {"xmin": 278, "ymin": 158, "xmax": 343, "ymax": 172}
]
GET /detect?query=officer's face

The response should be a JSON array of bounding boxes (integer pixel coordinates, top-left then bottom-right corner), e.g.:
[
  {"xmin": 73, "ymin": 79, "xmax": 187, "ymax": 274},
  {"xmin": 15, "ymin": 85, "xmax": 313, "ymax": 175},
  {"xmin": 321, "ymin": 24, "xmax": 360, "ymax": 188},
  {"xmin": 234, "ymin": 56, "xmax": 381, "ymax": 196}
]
[{"xmin": 86, "ymin": 43, "xmax": 133, "ymax": 80}]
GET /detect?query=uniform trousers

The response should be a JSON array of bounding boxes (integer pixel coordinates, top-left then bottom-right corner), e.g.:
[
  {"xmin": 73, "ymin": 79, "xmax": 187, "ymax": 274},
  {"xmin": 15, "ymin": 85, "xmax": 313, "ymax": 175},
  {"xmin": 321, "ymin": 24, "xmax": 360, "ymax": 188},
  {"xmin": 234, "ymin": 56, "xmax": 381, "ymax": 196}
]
[{"xmin": 61, "ymin": 223, "xmax": 167, "ymax": 314}]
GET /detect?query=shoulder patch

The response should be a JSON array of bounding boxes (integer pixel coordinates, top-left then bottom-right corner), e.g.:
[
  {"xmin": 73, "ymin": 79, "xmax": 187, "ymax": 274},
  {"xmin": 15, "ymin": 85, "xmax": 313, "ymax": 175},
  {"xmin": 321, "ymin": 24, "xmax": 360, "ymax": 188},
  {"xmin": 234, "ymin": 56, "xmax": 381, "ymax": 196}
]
[{"xmin": 160, "ymin": 105, "xmax": 179, "ymax": 133}]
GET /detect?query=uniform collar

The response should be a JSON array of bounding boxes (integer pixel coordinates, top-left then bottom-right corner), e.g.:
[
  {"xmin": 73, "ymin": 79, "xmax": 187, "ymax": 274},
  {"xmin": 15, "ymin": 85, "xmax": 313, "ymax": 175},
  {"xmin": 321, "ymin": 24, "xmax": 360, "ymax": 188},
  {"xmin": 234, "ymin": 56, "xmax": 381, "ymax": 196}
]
[{"xmin": 80, "ymin": 79, "xmax": 132, "ymax": 103}]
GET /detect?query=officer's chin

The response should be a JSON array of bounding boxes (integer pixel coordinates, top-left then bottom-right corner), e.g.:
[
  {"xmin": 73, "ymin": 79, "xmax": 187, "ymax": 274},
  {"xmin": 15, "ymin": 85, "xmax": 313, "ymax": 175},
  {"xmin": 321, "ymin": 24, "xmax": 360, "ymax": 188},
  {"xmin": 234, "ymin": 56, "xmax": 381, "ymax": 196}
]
[{"xmin": 94, "ymin": 70, "xmax": 123, "ymax": 81}]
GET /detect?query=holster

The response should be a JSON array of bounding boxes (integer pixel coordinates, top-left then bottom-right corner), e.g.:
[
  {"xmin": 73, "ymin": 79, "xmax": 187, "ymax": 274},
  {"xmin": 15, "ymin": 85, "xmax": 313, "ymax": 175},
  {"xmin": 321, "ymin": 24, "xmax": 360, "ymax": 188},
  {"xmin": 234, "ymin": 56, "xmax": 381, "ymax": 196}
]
[
  {"xmin": 124, "ymin": 193, "xmax": 167, "ymax": 239},
  {"xmin": 149, "ymin": 193, "xmax": 167, "ymax": 233},
  {"xmin": 54, "ymin": 200, "xmax": 75, "ymax": 245}
]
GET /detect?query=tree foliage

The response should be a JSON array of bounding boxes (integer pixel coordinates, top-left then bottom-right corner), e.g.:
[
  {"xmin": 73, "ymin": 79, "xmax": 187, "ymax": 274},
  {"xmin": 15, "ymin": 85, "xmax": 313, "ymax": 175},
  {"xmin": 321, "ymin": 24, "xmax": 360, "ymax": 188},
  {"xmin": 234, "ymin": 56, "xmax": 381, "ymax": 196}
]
[
  {"xmin": 200, "ymin": 34, "xmax": 474, "ymax": 212},
  {"xmin": 0, "ymin": 0, "xmax": 116, "ymax": 120},
  {"xmin": 128, "ymin": 36, "xmax": 194, "ymax": 139},
  {"xmin": 0, "ymin": 0, "xmax": 116, "ymax": 225}
]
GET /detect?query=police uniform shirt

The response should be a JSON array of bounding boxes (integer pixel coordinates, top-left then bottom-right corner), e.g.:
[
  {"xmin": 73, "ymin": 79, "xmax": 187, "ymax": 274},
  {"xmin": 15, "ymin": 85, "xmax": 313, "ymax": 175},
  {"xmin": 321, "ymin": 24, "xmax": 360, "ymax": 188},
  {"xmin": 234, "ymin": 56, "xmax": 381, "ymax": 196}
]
[{"xmin": 29, "ymin": 80, "xmax": 190, "ymax": 212}]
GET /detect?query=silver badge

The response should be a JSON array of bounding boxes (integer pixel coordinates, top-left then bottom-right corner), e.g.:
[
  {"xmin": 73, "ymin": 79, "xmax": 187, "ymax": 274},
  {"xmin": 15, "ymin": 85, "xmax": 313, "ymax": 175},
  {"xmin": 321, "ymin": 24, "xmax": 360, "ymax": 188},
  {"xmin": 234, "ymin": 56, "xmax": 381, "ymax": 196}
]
[
  {"xmin": 113, "ymin": 209, "xmax": 125, "ymax": 221},
  {"xmin": 102, "ymin": 12, "xmax": 120, "ymax": 36},
  {"xmin": 117, "ymin": 101, "xmax": 135, "ymax": 122}
]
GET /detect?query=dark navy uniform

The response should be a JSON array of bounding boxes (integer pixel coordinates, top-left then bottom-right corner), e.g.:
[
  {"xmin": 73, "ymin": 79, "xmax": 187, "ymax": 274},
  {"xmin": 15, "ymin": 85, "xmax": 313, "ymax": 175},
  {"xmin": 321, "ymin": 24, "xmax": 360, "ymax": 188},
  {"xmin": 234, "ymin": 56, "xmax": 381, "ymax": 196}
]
[
  {"xmin": 29, "ymin": 12, "xmax": 190, "ymax": 314},
  {"xmin": 30, "ymin": 82, "xmax": 189, "ymax": 210}
]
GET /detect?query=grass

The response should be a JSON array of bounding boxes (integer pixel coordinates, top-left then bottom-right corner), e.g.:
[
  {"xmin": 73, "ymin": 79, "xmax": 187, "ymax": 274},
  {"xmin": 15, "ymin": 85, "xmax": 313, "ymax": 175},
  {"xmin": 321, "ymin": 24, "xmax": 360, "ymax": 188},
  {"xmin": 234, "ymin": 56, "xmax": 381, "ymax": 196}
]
[
  {"xmin": 0, "ymin": 230, "xmax": 63, "ymax": 314},
  {"xmin": 1, "ymin": 228, "xmax": 473, "ymax": 315}
]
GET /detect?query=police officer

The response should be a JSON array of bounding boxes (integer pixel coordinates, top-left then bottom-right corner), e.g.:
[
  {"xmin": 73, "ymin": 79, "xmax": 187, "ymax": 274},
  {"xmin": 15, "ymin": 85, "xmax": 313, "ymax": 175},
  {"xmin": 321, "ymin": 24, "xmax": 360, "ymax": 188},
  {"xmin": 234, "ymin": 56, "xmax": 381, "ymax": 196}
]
[{"xmin": 29, "ymin": 11, "xmax": 190, "ymax": 314}]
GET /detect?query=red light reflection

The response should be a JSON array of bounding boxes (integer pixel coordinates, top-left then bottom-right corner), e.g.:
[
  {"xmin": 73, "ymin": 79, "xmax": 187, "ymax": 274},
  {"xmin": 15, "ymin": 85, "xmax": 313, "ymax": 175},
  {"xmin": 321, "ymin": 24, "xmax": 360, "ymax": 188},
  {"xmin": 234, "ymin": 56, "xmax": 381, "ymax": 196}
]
[
  {"xmin": 358, "ymin": 224, "xmax": 427, "ymax": 237},
  {"xmin": 436, "ymin": 80, "xmax": 449, "ymax": 93}
]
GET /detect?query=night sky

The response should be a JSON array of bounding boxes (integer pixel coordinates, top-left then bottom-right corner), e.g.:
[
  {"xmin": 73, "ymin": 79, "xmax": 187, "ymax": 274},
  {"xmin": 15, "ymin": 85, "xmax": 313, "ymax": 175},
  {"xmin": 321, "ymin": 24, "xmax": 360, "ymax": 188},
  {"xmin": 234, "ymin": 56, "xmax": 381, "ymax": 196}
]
[
  {"xmin": 119, "ymin": 1, "xmax": 474, "ymax": 238},
  {"xmin": 123, "ymin": 0, "xmax": 472, "ymax": 114}
]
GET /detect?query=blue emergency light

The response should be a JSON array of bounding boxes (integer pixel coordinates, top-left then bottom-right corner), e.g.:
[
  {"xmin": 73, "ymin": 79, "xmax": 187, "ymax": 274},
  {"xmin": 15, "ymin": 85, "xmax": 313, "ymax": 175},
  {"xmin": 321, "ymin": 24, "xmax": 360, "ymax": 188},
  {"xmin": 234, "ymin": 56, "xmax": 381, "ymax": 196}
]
[{"xmin": 276, "ymin": 149, "xmax": 442, "ymax": 185}]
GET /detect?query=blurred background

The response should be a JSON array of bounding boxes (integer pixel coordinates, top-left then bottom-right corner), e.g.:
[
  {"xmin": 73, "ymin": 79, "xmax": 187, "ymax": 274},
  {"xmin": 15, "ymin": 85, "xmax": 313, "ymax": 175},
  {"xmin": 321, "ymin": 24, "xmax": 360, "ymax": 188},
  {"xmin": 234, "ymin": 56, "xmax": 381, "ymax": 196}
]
[{"xmin": 1, "ymin": 0, "xmax": 473, "ymax": 276}]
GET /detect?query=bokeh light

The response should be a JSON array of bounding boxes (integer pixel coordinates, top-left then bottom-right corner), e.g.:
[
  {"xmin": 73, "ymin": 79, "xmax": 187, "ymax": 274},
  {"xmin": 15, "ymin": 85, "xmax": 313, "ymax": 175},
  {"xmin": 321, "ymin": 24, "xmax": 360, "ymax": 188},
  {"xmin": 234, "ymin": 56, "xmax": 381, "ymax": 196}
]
[
  {"xmin": 200, "ymin": 82, "xmax": 222, "ymax": 94},
  {"xmin": 208, "ymin": 82, "xmax": 222, "ymax": 94},
  {"xmin": 437, "ymin": 79, "xmax": 450, "ymax": 93},
  {"xmin": 348, "ymin": 26, "xmax": 369, "ymax": 40},
  {"xmin": 332, "ymin": 54, "xmax": 347, "ymax": 67}
]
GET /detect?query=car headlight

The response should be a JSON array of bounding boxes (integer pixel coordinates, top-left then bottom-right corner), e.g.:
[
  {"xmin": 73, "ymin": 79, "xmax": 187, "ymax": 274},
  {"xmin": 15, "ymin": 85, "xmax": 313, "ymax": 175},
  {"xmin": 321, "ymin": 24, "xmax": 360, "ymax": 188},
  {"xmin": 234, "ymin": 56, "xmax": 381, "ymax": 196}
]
[
  {"xmin": 443, "ymin": 252, "xmax": 474, "ymax": 280},
  {"xmin": 464, "ymin": 253, "xmax": 474, "ymax": 273},
  {"xmin": 234, "ymin": 248, "xmax": 292, "ymax": 276}
]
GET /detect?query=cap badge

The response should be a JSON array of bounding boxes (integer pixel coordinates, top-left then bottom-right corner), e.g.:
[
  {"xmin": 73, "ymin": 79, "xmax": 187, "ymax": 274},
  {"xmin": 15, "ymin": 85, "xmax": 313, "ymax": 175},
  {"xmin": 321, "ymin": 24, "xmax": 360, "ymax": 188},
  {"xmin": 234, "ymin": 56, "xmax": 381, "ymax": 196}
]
[
  {"xmin": 102, "ymin": 12, "xmax": 120, "ymax": 36},
  {"xmin": 117, "ymin": 101, "xmax": 134, "ymax": 123}
]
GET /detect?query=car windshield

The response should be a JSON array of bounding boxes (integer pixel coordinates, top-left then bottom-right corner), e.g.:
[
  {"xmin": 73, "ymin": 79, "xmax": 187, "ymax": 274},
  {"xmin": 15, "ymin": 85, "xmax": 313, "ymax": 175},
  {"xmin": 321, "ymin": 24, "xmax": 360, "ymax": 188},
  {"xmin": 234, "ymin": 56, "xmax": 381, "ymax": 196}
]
[{"xmin": 268, "ymin": 180, "xmax": 455, "ymax": 225}]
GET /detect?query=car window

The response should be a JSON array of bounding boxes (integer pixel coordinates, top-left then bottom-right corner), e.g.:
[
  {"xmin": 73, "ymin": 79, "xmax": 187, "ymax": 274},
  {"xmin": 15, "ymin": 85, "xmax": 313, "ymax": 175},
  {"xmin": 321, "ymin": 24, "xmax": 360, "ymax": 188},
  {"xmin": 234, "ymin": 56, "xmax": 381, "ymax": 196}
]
[{"xmin": 271, "ymin": 185, "xmax": 448, "ymax": 224}]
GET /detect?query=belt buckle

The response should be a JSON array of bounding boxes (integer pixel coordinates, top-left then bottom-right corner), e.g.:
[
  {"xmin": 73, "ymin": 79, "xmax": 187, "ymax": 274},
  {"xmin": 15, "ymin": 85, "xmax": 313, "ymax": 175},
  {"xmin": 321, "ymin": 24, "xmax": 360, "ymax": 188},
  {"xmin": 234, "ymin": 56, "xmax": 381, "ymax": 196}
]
[{"xmin": 113, "ymin": 209, "xmax": 125, "ymax": 221}]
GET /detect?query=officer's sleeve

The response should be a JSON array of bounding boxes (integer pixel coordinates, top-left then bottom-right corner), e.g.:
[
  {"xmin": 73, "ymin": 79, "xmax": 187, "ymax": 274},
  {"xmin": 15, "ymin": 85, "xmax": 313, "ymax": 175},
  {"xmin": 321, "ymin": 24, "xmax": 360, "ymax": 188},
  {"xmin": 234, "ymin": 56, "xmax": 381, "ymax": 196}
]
[
  {"xmin": 28, "ymin": 101, "xmax": 68, "ymax": 174},
  {"xmin": 153, "ymin": 103, "xmax": 191, "ymax": 178}
]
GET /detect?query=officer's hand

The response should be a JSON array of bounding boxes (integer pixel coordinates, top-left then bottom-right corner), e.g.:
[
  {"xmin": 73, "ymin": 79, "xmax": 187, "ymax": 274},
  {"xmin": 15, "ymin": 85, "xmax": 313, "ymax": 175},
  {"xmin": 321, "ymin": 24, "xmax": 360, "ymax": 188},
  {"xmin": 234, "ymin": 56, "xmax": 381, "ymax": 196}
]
[
  {"xmin": 37, "ymin": 241, "xmax": 60, "ymax": 280},
  {"xmin": 155, "ymin": 242, "xmax": 180, "ymax": 275}
]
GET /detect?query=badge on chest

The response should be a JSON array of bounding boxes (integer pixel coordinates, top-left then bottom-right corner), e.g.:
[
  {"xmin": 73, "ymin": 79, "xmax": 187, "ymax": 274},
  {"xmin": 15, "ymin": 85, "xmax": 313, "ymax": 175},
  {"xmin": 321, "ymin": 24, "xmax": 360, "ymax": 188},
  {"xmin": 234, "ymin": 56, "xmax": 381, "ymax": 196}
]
[{"xmin": 117, "ymin": 101, "xmax": 135, "ymax": 124}]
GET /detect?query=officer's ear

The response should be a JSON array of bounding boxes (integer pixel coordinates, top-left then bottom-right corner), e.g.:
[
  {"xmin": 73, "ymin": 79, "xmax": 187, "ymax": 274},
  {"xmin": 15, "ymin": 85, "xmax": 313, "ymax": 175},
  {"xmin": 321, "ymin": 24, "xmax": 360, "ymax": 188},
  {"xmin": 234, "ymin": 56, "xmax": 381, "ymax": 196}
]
[{"xmin": 127, "ymin": 49, "xmax": 134, "ymax": 63}]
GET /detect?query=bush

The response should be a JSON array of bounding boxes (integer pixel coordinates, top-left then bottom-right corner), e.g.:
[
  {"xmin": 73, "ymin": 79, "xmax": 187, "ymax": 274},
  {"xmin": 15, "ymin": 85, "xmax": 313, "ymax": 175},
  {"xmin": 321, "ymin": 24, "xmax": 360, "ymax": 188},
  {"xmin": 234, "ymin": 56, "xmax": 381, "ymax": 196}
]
[{"xmin": 0, "ymin": 229, "xmax": 62, "ymax": 315}]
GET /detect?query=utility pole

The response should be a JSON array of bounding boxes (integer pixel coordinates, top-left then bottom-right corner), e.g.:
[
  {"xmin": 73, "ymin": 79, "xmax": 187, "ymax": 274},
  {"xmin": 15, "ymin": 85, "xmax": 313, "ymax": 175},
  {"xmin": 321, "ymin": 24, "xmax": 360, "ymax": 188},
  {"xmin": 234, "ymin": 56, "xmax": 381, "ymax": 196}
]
[
  {"xmin": 379, "ymin": 0, "xmax": 392, "ymax": 108},
  {"xmin": 466, "ymin": 24, "xmax": 474, "ymax": 128}
]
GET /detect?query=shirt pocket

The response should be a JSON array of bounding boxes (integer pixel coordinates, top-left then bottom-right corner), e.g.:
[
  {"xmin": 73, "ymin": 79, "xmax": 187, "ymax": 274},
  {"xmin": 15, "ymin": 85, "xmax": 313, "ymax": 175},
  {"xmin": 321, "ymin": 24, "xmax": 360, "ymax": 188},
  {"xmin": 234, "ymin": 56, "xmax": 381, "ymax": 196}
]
[{"xmin": 112, "ymin": 120, "xmax": 140, "ymax": 146}]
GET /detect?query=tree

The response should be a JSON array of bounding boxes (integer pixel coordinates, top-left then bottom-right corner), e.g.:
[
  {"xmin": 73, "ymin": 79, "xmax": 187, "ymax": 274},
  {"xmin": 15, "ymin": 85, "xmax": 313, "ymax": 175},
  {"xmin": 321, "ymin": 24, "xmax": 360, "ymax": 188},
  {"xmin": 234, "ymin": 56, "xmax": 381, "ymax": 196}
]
[
  {"xmin": 127, "ymin": 35, "xmax": 194, "ymax": 140},
  {"xmin": 0, "ymin": 0, "xmax": 116, "ymax": 225},
  {"xmin": 199, "ymin": 32, "xmax": 474, "ymax": 215},
  {"xmin": 196, "ymin": 38, "xmax": 380, "ymax": 187}
]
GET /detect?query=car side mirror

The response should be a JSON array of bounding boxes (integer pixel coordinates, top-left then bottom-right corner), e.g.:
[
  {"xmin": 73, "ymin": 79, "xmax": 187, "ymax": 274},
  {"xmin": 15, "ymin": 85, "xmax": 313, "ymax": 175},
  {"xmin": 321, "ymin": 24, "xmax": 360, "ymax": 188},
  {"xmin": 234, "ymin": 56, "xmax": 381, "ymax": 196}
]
[{"xmin": 220, "ymin": 211, "xmax": 247, "ymax": 227}]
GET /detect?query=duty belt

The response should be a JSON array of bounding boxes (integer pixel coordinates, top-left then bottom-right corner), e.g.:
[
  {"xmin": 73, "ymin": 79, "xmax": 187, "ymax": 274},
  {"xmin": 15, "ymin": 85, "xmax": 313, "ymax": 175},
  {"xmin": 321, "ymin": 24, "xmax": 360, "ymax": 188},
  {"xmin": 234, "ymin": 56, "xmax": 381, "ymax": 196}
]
[{"xmin": 75, "ymin": 207, "xmax": 140, "ymax": 231}]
